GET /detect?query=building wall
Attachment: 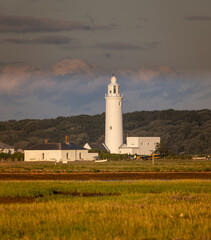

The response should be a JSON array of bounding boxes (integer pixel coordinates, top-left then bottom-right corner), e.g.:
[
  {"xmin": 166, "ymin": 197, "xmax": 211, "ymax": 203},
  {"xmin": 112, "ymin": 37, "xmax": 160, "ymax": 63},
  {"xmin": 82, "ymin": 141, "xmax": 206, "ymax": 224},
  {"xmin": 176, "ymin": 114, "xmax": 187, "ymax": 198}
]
[
  {"xmin": 120, "ymin": 137, "xmax": 160, "ymax": 156},
  {"xmin": 25, "ymin": 149, "xmax": 98, "ymax": 162},
  {"xmin": 25, "ymin": 150, "xmax": 62, "ymax": 162},
  {"xmin": 126, "ymin": 137, "xmax": 139, "ymax": 148},
  {"xmin": 83, "ymin": 143, "xmax": 91, "ymax": 150},
  {"xmin": 137, "ymin": 137, "xmax": 160, "ymax": 155},
  {"xmin": 119, "ymin": 148, "xmax": 138, "ymax": 155}
]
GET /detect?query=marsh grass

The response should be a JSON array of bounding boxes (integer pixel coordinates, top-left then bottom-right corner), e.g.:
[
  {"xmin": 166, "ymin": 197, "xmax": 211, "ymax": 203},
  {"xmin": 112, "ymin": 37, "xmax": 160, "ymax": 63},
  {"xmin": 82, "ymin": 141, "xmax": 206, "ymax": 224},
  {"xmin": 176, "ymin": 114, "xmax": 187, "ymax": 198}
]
[
  {"xmin": 0, "ymin": 159, "xmax": 211, "ymax": 173},
  {"xmin": 0, "ymin": 180, "xmax": 210, "ymax": 239}
]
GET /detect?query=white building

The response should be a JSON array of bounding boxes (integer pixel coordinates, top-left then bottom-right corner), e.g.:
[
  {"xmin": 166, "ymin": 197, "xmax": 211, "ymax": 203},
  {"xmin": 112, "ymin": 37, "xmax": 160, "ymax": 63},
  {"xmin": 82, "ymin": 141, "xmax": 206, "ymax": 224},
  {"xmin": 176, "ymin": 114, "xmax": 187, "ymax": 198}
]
[
  {"xmin": 105, "ymin": 74, "xmax": 123, "ymax": 153},
  {"xmin": 104, "ymin": 75, "xmax": 160, "ymax": 155},
  {"xmin": 120, "ymin": 137, "xmax": 160, "ymax": 155},
  {"xmin": 25, "ymin": 137, "xmax": 98, "ymax": 163},
  {"xmin": 0, "ymin": 142, "xmax": 15, "ymax": 154}
]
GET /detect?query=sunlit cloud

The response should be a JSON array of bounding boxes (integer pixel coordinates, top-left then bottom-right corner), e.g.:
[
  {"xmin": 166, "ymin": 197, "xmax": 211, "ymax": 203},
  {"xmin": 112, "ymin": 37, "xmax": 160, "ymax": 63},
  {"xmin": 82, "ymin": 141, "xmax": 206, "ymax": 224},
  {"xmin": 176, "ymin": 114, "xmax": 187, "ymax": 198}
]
[{"xmin": 0, "ymin": 59, "xmax": 210, "ymax": 120}]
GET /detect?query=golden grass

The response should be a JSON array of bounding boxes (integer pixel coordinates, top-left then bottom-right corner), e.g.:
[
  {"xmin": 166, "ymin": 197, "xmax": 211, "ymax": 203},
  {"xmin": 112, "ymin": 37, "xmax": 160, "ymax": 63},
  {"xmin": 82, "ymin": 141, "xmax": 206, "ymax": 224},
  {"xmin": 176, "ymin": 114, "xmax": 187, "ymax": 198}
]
[
  {"xmin": 0, "ymin": 180, "xmax": 210, "ymax": 240},
  {"xmin": 0, "ymin": 159, "xmax": 211, "ymax": 173}
]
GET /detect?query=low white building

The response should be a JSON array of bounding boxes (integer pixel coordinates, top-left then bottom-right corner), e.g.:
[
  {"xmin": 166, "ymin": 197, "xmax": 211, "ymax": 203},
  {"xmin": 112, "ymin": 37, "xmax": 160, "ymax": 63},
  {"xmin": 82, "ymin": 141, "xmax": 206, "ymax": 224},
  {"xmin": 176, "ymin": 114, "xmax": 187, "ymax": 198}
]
[
  {"xmin": 25, "ymin": 137, "xmax": 98, "ymax": 163},
  {"xmin": 0, "ymin": 142, "xmax": 15, "ymax": 154},
  {"xmin": 119, "ymin": 137, "xmax": 160, "ymax": 155}
]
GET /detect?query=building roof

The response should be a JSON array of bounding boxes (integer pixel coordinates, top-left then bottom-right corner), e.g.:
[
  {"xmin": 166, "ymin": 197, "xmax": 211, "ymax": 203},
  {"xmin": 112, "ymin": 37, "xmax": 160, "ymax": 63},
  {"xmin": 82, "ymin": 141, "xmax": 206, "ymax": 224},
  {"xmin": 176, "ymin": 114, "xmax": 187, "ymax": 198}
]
[
  {"xmin": 26, "ymin": 142, "xmax": 85, "ymax": 151},
  {"xmin": 84, "ymin": 143, "xmax": 107, "ymax": 151},
  {"xmin": 0, "ymin": 142, "xmax": 14, "ymax": 149}
]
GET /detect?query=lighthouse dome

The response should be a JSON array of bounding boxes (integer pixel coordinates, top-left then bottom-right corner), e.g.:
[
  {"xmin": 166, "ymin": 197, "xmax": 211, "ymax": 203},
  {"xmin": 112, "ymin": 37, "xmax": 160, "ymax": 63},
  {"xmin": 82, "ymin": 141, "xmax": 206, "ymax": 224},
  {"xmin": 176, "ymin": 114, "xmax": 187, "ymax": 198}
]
[{"xmin": 111, "ymin": 75, "xmax": 117, "ymax": 84}]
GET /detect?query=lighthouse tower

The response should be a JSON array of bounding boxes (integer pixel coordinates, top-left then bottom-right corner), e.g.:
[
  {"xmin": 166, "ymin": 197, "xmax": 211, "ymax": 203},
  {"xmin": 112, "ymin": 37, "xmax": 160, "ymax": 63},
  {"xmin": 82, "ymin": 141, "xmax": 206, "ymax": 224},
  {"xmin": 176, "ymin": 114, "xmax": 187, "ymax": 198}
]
[{"xmin": 105, "ymin": 75, "xmax": 123, "ymax": 153}]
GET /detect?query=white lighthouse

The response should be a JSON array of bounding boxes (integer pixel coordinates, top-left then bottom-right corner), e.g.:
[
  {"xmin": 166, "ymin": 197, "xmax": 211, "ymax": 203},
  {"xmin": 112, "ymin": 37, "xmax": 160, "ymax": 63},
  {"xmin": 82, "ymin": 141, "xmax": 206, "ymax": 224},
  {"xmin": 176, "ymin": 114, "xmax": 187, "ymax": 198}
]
[{"xmin": 105, "ymin": 75, "xmax": 123, "ymax": 153}]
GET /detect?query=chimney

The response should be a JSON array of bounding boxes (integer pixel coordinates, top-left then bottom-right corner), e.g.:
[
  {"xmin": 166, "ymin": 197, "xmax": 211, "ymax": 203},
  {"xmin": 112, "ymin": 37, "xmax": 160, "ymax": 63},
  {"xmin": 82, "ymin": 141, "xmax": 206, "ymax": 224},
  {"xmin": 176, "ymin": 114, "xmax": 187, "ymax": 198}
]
[
  {"xmin": 65, "ymin": 135, "xmax": 70, "ymax": 144},
  {"xmin": 44, "ymin": 139, "xmax": 48, "ymax": 144}
]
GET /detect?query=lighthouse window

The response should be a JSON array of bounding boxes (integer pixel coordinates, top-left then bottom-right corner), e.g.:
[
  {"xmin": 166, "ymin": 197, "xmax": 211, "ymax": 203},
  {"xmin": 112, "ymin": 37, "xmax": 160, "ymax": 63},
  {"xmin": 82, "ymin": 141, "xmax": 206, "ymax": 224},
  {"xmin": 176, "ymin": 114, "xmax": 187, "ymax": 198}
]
[
  {"xmin": 119, "ymin": 101, "xmax": 121, "ymax": 106},
  {"xmin": 110, "ymin": 126, "xmax": 112, "ymax": 130},
  {"xmin": 113, "ymin": 86, "xmax": 116, "ymax": 93}
]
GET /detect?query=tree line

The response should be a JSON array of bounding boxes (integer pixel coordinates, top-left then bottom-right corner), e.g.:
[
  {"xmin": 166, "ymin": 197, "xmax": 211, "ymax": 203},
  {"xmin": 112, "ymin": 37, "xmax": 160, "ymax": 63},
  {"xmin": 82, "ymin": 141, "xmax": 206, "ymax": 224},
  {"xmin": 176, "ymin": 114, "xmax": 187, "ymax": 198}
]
[{"xmin": 0, "ymin": 109, "xmax": 210, "ymax": 154}]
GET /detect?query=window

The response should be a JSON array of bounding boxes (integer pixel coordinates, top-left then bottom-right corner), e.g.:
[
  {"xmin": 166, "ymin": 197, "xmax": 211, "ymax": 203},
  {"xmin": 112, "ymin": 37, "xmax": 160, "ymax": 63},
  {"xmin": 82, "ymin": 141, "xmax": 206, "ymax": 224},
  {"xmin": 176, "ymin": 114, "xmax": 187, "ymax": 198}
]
[
  {"xmin": 42, "ymin": 153, "xmax": 44, "ymax": 159},
  {"xmin": 79, "ymin": 153, "xmax": 82, "ymax": 159},
  {"xmin": 119, "ymin": 101, "xmax": 121, "ymax": 106},
  {"xmin": 66, "ymin": 153, "xmax": 68, "ymax": 159},
  {"xmin": 113, "ymin": 86, "xmax": 116, "ymax": 93},
  {"xmin": 148, "ymin": 143, "xmax": 149, "ymax": 145},
  {"xmin": 110, "ymin": 126, "xmax": 112, "ymax": 130}
]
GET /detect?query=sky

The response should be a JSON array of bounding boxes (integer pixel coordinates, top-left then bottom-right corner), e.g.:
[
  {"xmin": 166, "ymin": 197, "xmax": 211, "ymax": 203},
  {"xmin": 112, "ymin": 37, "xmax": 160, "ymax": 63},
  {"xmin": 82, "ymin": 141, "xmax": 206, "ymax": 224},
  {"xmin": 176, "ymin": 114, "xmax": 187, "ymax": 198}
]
[{"xmin": 0, "ymin": 0, "xmax": 211, "ymax": 121}]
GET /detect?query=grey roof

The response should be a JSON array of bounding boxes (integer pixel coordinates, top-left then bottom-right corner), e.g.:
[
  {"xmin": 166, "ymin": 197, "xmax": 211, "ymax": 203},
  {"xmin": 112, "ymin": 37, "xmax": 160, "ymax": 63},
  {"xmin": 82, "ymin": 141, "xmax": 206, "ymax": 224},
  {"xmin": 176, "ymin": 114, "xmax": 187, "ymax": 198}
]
[
  {"xmin": 89, "ymin": 144, "xmax": 107, "ymax": 151},
  {"xmin": 26, "ymin": 142, "xmax": 85, "ymax": 151},
  {"xmin": 0, "ymin": 142, "xmax": 14, "ymax": 149}
]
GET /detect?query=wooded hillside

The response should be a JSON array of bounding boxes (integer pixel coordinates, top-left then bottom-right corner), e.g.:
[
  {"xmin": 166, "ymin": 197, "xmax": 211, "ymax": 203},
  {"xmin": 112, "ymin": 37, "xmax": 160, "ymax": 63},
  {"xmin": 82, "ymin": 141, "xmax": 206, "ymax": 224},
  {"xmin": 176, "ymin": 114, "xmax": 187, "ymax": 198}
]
[{"xmin": 0, "ymin": 109, "xmax": 210, "ymax": 154}]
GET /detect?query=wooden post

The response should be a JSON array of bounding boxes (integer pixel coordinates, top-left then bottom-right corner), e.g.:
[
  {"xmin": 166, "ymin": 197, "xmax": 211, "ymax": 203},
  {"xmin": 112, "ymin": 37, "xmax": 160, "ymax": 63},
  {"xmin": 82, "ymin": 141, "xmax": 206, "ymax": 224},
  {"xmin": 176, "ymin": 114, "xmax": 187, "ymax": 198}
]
[{"xmin": 152, "ymin": 154, "xmax": 155, "ymax": 164}]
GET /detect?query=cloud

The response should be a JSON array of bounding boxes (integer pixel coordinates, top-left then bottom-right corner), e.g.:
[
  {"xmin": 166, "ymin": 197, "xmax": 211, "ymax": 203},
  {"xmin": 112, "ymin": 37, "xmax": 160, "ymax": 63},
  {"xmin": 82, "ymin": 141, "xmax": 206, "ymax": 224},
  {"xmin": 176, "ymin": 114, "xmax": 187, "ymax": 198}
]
[
  {"xmin": 0, "ymin": 61, "xmax": 24, "ymax": 67},
  {"xmin": 95, "ymin": 41, "xmax": 160, "ymax": 51},
  {"xmin": 85, "ymin": 14, "xmax": 95, "ymax": 25},
  {"xmin": 137, "ymin": 65, "xmax": 177, "ymax": 82},
  {"xmin": 104, "ymin": 53, "xmax": 111, "ymax": 58},
  {"xmin": 185, "ymin": 16, "xmax": 211, "ymax": 21},
  {"xmin": 2, "ymin": 35, "xmax": 74, "ymax": 45},
  {"xmin": 0, "ymin": 58, "xmax": 101, "ymax": 96},
  {"xmin": 0, "ymin": 64, "xmax": 42, "ymax": 94},
  {"xmin": 0, "ymin": 60, "xmax": 210, "ymax": 121},
  {"xmin": 118, "ymin": 65, "xmax": 177, "ymax": 82},
  {"xmin": 0, "ymin": 15, "xmax": 111, "ymax": 33},
  {"xmin": 52, "ymin": 58, "xmax": 99, "ymax": 76}
]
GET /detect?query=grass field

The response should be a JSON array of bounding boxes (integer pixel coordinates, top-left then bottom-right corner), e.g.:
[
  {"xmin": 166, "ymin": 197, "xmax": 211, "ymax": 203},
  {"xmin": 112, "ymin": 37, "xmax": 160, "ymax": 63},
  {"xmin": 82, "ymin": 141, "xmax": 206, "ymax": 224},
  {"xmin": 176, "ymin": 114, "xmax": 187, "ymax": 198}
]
[
  {"xmin": 0, "ymin": 180, "xmax": 210, "ymax": 240},
  {"xmin": 0, "ymin": 159, "xmax": 211, "ymax": 173}
]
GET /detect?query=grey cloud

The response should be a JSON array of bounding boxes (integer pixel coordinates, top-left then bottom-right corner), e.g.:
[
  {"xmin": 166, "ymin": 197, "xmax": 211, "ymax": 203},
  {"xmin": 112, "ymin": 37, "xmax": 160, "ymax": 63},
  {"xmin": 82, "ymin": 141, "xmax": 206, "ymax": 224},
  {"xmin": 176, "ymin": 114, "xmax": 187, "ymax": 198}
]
[
  {"xmin": 0, "ymin": 61, "xmax": 25, "ymax": 66},
  {"xmin": 138, "ymin": 17, "xmax": 148, "ymax": 22},
  {"xmin": 0, "ymin": 15, "xmax": 111, "ymax": 33},
  {"xmin": 95, "ymin": 42, "xmax": 140, "ymax": 50},
  {"xmin": 2, "ymin": 36, "xmax": 73, "ymax": 45},
  {"xmin": 104, "ymin": 53, "xmax": 111, "ymax": 58},
  {"xmin": 85, "ymin": 14, "xmax": 95, "ymax": 25},
  {"xmin": 95, "ymin": 41, "xmax": 161, "ymax": 51},
  {"xmin": 141, "ymin": 41, "xmax": 161, "ymax": 49},
  {"xmin": 185, "ymin": 16, "xmax": 211, "ymax": 21}
]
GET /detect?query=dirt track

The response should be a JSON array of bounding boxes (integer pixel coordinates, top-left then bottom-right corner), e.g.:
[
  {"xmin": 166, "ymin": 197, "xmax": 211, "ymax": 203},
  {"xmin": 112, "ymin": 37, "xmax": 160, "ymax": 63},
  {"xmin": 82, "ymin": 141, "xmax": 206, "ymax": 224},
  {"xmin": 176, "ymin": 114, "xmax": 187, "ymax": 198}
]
[{"xmin": 0, "ymin": 172, "xmax": 210, "ymax": 180}]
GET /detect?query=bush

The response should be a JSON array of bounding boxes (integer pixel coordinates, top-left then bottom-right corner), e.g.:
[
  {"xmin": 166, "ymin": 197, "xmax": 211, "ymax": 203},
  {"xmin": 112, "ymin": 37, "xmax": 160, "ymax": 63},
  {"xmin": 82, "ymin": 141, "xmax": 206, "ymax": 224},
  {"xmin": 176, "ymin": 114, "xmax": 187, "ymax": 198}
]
[
  {"xmin": 0, "ymin": 152, "xmax": 24, "ymax": 161},
  {"xmin": 99, "ymin": 152, "xmax": 128, "ymax": 161}
]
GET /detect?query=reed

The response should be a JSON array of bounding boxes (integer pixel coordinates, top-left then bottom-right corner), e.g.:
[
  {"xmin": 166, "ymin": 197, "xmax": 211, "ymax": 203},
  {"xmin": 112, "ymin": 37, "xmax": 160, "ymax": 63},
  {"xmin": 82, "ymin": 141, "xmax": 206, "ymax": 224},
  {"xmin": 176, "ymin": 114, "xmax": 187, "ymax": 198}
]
[{"xmin": 0, "ymin": 180, "xmax": 210, "ymax": 239}]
